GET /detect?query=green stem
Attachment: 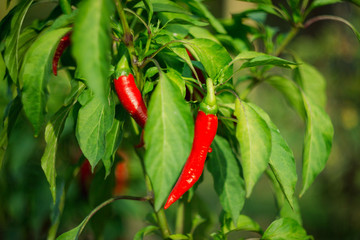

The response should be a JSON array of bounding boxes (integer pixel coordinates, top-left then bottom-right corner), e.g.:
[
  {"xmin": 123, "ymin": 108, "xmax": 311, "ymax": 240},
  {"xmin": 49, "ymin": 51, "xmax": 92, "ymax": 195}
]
[
  {"xmin": 59, "ymin": 0, "xmax": 72, "ymax": 15},
  {"xmin": 274, "ymin": 27, "xmax": 299, "ymax": 56},
  {"xmin": 175, "ymin": 200, "xmax": 185, "ymax": 234},
  {"xmin": 130, "ymin": 8, "xmax": 143, "ymax": 29},
  {"xmin": 78, "ymin": 195, "xmax": 150, "ymax": 236}
]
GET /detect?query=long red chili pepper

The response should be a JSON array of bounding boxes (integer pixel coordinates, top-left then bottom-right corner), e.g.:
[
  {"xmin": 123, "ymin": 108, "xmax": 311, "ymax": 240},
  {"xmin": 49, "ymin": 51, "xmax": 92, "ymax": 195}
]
[
  {"xmin": 164, "ymin": 78, "xmax": 218, "ymax": 209},
  {"xmin": 114, "ymin": 73, "xmax": 147, "ymax": 128},
  {"xmin": 52, "ymin": 31, "xmax": 72, "ymax": 76},
  {"xmin": 164, "ymin": 110, "xmax": 218, "ymax": 209}
]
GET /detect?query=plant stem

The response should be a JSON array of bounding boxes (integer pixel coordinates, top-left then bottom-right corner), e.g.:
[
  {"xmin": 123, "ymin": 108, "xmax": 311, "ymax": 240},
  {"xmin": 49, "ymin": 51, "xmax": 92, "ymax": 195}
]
[
  {"xmin": 175, "ymin": 200, "xmax": 185, "ymax": 234},
  {"xmin": 78, "ymin": 195, "xmax": 150, "ymax": 237},
  {"xmin": 275, "ymin": 27, "xmax": 299, "ymax": 56}
]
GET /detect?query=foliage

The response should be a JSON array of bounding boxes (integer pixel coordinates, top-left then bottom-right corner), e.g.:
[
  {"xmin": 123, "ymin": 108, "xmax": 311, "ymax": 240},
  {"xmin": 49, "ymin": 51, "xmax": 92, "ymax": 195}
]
[{"xmin": 0, "ymin": 0, "xmax": 359, "ymax": 239}]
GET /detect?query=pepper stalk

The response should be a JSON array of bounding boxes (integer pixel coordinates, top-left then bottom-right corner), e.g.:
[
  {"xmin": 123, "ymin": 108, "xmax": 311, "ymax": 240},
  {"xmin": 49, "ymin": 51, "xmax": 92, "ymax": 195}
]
[{"xmin": 199, "ymin": 78, "xmax": 218, "ymax": 115}]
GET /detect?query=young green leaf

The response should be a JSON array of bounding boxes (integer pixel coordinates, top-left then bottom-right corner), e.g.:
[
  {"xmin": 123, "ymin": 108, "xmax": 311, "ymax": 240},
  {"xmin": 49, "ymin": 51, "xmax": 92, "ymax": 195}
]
[
  {"xmin": 207, "ymin": 135, "xmax": 246, "ymax": 225},
  {"xmin": 266, "ymin": 76, "xmax": 306, "ymax": 119},
  {"xmin": 309, "ymin": 0, "xmax": 342, "ymax": 11},
  {"xmin": 300, "ymin": 94, "xmax": 334, "ymax": 196},
  {"xmin": 72, "ymin": 0, "xmax": 114, "ymax": 104},
  {"xmin": 76, "ymin": 92, "xmax": 115, "ymax": 170},
  {"xmin": 234, "ymin": 100, "xmax": 272, "ymax": 197},
  {"xmin": 144, "ymin": 73, "xmax": 194, "ymax": 211},
  {"xmin": 262, "ymin": 218, "xmax": 311, "ymax": 240},
  {"xmin": 21, "ymin": 27, "xmax": 71, "ymax": 136},
  {"xmin": 187, "ymin": 38, "xmax": 232, "ymax": 83},
  {"xmin": 135, "ymin": 0, "xmax": 189, "ymax": 14},
  {"xmin": 4, "ymin": 0, "xmax": 33, "ymax": 83},
  {"xmin": 249, "ymin": 103, "xmax": 297, "ymax": 208},
  {"xmin": 294, "ymin": 62, "xmax": 326, "ymax": 108}
]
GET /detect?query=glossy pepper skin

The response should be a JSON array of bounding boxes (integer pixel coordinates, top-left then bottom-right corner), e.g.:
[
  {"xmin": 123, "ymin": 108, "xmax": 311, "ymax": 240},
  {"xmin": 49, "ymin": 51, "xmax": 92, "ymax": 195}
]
[
  {"xmin": 52, "ymin": 32, "xmax": 72, "ymax": 76},
  {"xmin": 114, "ymin": 73, "xmax": 147, "ymax": 128},
  {"xmin": 164, "ymin": 110, "xmax": 218, "ymax": 209}
]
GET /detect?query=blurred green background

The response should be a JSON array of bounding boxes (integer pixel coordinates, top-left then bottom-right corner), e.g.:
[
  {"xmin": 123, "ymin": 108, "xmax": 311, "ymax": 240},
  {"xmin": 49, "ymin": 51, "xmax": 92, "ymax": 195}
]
[{"xmin": 0, "ymin": 0, "xmax": 359, "ymax": 239}]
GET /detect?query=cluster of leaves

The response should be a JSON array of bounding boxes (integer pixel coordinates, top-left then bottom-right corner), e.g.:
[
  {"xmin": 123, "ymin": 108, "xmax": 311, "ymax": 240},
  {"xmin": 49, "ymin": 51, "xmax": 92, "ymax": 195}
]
[{"xmin": 0, "ymin": 0, "xmax": 359, "ymax": 239}]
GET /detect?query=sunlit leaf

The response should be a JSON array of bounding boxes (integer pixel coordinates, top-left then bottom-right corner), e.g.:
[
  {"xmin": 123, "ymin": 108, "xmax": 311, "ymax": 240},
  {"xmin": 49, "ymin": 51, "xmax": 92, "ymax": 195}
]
[
  {"xmin": 262, "ymin": 218, "xmax": 310, "ymax": 240},
  {"xmin": 20, "ymin": 28, "xmax": 71, "ymax": 136},
  {"xmin": 234, "ymin": 100, "xmax": 271, "ymax": 197},
  {"xmin": 72, "ymin": 0, "xmax": 114, "ymax": 103},
  {"xmin": 144, "ymin": 73, "xmax": 194, "ymax": 210}
]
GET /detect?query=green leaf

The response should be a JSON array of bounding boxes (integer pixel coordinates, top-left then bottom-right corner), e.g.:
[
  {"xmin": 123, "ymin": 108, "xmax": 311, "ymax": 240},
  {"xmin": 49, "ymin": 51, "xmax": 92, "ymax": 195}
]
[
  {"xmin": 239, "ymin": 0, "xmax": 272, "ymax": 3},
  {"xmin": 76, "ymin": 91, "xmax": 115, "ymax": 170},
  {"xmin": 266, "ymin": 76, "xmax": 306, "ymax": 119},
  {"xmin": 267, "ymin": 170, "xmax": 302, "ymax": 225},
  {"xmin": 144, "ymin": 73, "xmax": 194, "ymax": 211},
  {"xmin": 0, "ymin": 96, "xmax": 22, "ymax": 169},
  {"xmin": 141, "ymin": 0, "xmax": 153, "ymax": 24},
  {"xmin": 185, "ymin": 0, "xmax": 227, "ymax": 34},
  {"xmin": 294, "ymin": 62, "xmax": 326, "ymax": 108},
  {"xmin": 4, "ymin": 0, "xmax": 33, "ymax": 83},
  {"xmin": 42, "ymin": 105, "xmax": 73, "ymax": 203},
  {"xmin": 169, "ymin": 234, "xmax": 190, "ymax": 240},
  {"xmin": 72, "ymin": 0, "xmax": 114, "ymax": 104},
  {"xmin": 20, "ymin": 27, "xmax": 71, "ymax": 136},
  {"xmin": 300, "ymin": 94, "xmax": 333, "ymax": 196},
  {"xmin": 41, "ymin": 83, "xmax": 85, "ymax": 202},
  {"xmin": 134, "ymin": 225, "xmax": 159, "ymax": 240},
  {"xmin": 158, "ymin": 12, "xmax": 208, "ymax": 27},
  {"xmin": 56, "ymin": 219, "xmax": 86, "ymax": 240},
  {"xmin": 233, "ymin": 51, "xmax": 297, "ymax": 69},
  {"xmin": 166, "ymin": 69, "xmax": 186, "ymax": 98},
  {"xmin": 309, "ymin": 0, "xmax": 341, "ymax": 10},
  {"xmin": 135, "ymin": 0, "xmax": 189, "ymax": 14},
  {"xmin": 0, "ymin": 52, "xmax": 5, "ymax": 81},
  {"xmin": 187, "ymin": 38, "xmax": 232, "ymax": 83},
  {"xmin": 249, "ymin": 103, "xmax": 297, "ymax": 208},
  {"xmin": 262, "ymin": 218, "xmax": 310, "ymax": 240},
  {"xmin": 102, "ymin": 104, "xmax": 126, "ymax": 177},
  {"xmin": 221, "ymin": 213, "xmax": 263, "ymax": 235},
  {"xmin": 207, "ymin": 136, "xmax": 246, "ymax": 225},
  {"xmin": 234, "ymin": 100, "xmax": 271, "ymax": 197}
]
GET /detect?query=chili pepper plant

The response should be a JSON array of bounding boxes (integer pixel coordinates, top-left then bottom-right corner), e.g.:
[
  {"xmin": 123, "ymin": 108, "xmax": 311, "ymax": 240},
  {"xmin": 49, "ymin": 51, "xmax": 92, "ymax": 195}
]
[{"xmin": 0, "ymin": 0, "xmax": 359, "ymax": 239}]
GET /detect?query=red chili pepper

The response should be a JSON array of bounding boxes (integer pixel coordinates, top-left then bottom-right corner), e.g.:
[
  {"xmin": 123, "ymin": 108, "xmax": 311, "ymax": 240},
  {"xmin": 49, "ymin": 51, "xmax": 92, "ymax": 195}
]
[
  {"xmin": 52, "ymin": 32, "xmax": 72, "ymax": 76},
  {"xmin": 164, "ymin": 111, "xmax": 218, "ymax": 209},
  {"xmin": 114, "ymin": 73, "xmax": 147, "ymax": 128},
  {"xmin": 164, "ymin": 78, "xmax": 218, "ymax": 209}
]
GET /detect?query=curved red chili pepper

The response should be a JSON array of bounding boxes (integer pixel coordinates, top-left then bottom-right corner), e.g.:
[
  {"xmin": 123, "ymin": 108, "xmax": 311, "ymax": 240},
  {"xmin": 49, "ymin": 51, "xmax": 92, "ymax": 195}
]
[
  {"xmin": 114, "ymin": 73, "xmax": 148, "ymax": 129},
  {"xmin": 164, "ymin": 110, "xmax": 218, "ymax": 209},
  {"xmin": 52, "ymin": 32, "xmax": 72, "ymax": 76}
]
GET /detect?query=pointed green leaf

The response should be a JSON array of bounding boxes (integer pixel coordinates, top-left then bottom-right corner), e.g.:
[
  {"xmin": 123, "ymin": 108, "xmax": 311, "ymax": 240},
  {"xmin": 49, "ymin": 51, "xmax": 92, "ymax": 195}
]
[
  {"xmin": 249, "ymin": 103, "xmax": 297, "ymax": 208},
  {"xmin": 102, "ymin": 104, "xmax": 126, "ymax": 177},
  {"xmin": 72, "ymin": 0, "xmax": 114, "ymax": 103},
  {"xmin": 233, "ymin": 51, "xmax": 296, "ymax": 69},
  {"xmin": 300, "ymin": 94, "xmax": 333, "ymax": 196},
  {"xmin": 234, "ymin": 100, "xmax": 271, "ymax": 197},
  {"xmin": 76, "ymin": 92, "xmax": 115, "ymax": 169},
  {"xmin": 208, "ymin": 135, "xmax": 246, "ymax": 225},
  {"xmin": 135, "ymin": 0, "xmax": 189, "ymax": 14},
  {"xmin": 262, "ymin": 218, "xmax": 310, "ymax": 240},
  {"xmin": 187, "ymin": 38, "xmax": 232, "ymax": 83},
  {"xmin": 294, "ymin": 62, "xmax": 326, "ymax": 108},
  {"xmin": 21, "ymin": 27, "xmax": 71, "ymax": 136},
  {"xmin": 134, "ymin": 225, "xmax": 159, "ymax": 240},
  {"xmin": 221, "ymin": 213, "xmax": 263, "ymax": 235},
  {"xmin": 41, "ymin": 83, "xmax": 84, "ymax": 202},
  {"xmin": 4, "ymin": 0, "xmax": 33, "ymax": 83},
  {"xmin": 266, "ymin": 76, "xmax": 306, "ymax": 119},
  {"xmin": 144, "ymin": 73, "xmax": 194, "ymax": 211},
  {"xmin": 267, "ymin": 170, "xmax": 302, "ymax": 225},
  {"xmin": 309, "ymin": 0, "xmax": 341, "ymax": 10},
  {"xmin": 42, "ymin": 105, "xmax": 73, "ymax": 202}
]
